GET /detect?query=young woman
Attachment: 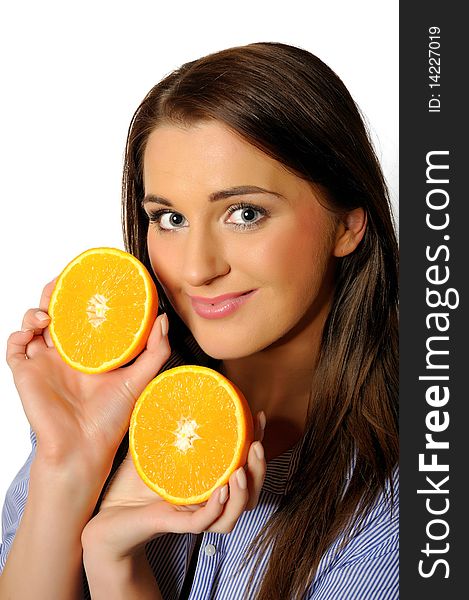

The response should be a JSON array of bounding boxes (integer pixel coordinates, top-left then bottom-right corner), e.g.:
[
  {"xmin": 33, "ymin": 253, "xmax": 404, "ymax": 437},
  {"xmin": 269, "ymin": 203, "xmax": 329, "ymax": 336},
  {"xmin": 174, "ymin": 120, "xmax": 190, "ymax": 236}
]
[{"xmin": 0, "ymin": 42, "xmax": 398, "ymax": 599}]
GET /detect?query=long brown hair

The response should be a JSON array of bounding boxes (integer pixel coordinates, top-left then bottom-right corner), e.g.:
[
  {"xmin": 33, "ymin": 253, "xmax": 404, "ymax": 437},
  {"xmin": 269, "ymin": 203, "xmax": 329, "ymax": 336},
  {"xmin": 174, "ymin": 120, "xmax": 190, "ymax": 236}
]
[{"xmin": 122, "ymin": 42, "xmax": 398, "ymax": 599}]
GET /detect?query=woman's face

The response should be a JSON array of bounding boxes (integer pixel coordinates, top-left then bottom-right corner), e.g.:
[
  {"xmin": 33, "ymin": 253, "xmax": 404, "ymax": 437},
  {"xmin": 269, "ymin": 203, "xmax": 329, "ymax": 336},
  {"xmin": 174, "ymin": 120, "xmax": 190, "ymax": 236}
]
[{"xmin": 143, "ymin": 121, "xmax": 344, "ymax": 360}]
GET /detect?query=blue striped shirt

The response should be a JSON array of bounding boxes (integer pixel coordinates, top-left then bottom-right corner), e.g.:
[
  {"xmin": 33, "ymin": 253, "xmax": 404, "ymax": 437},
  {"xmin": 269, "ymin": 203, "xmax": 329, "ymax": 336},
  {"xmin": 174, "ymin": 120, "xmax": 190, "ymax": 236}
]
[{"xmin": 1, "ymin": 431, "xmax": 398, "ymax": 599}]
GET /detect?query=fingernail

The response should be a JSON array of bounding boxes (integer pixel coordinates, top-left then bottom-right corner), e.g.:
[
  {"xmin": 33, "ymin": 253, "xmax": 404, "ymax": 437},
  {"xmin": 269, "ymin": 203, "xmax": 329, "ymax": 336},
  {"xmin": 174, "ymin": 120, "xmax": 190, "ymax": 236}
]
[
  {"xmin": 259, "ymin": 411, "xmax": 266, "ymax": 431},
  {"xmin": 236, "ymin": 467, "xmax": 247, "ymax": 490},
  {"xmin": 160, "ymin": 313, "xmax": 168, "ymax": 337},
  {"xmin": 35, "ymin": 311, "xmax": 50, "ymax": 322},
  {"xmin": 253, "ymin": 442, "xmax": 264, "ymax": 461},
  {"xmin": 218, "ymin": 485, "xmax": 228, "ymax": 504}
]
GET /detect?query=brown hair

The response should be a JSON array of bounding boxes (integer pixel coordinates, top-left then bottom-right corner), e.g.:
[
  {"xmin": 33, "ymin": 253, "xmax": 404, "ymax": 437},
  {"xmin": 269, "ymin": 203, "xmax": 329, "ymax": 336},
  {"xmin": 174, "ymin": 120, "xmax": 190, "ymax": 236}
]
[{"xmin": 122, "ymin": 42, "xmax": 398, "ymax": 599}]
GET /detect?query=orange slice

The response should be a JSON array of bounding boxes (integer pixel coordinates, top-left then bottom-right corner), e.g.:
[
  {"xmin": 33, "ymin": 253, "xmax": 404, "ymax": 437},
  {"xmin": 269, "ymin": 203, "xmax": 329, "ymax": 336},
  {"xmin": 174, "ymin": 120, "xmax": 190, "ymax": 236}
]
[
  {"xmin": 49, "ymin": 247, "xmax": 158, "ymax": 373},
  {"xmin": 129, "ymin": 365, "xmax": 254, "ymax": 505}
]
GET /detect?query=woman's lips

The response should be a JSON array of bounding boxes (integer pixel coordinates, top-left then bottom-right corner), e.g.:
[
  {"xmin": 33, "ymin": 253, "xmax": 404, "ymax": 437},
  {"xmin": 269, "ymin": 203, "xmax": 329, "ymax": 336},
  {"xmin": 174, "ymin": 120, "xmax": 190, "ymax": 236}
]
[{"xmin": 188, "ymin": 290, "xmax": 257, "ymax": 319}]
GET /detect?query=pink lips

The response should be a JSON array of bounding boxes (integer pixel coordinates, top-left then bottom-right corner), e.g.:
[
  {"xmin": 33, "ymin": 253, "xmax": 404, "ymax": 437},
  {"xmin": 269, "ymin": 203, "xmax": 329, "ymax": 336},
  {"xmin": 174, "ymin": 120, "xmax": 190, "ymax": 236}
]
[{"xmin": 189, "ymin": 290, "xmax": 257, "ymax": 319}]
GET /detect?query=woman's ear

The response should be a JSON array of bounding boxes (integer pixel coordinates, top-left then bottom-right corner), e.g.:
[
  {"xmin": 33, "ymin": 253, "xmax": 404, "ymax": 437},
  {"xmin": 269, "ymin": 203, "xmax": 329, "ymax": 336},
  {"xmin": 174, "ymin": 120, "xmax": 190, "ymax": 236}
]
[{"xmin": 333, "ymin": 207, "xmax": 367, "ymax": 257}]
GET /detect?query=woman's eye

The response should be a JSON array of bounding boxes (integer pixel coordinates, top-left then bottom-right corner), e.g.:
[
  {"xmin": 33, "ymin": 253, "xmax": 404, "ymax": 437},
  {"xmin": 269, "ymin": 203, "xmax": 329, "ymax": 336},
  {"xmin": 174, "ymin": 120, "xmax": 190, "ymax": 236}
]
[
  {"xmin": 148, "ymin": 210, "xmax": 188, "ymax": 230},
  {"xmin": 226, "ymin": 205, "xmax": 266, "ymax": 228}
]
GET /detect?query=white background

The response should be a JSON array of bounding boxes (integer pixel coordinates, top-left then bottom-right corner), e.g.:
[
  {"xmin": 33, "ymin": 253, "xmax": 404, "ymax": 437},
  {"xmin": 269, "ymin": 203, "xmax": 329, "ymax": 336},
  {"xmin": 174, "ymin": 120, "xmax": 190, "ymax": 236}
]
[{"xmin": 0, "ymin": 1, "xmax": 398, "ymax": 508}]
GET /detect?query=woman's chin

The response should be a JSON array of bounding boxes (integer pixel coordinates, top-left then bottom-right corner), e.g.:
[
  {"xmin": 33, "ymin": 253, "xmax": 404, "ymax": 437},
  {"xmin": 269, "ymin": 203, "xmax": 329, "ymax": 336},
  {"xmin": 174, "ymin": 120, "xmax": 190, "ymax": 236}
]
[
  {"xmin": 199, "ymin": 345, "xmax": 246, "ymax": 361},
  {"xmin": 193, "ymin": 337, "xmax": 255, "ymax": 362}
]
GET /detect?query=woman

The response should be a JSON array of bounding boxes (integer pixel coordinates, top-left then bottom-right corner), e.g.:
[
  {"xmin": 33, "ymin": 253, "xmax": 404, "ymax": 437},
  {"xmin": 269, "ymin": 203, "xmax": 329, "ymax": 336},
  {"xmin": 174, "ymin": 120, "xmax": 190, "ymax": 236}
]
[{"xmin": 0, "ymin": 42, "xmax": 398, "ymax": 599}]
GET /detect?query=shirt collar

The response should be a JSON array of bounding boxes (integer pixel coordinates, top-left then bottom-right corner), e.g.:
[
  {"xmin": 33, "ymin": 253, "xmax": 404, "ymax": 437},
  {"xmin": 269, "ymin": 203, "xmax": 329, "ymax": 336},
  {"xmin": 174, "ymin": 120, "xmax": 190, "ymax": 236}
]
[{"xmin": 262, "ymin": 438, "xmax": 303, "ymax": 496}]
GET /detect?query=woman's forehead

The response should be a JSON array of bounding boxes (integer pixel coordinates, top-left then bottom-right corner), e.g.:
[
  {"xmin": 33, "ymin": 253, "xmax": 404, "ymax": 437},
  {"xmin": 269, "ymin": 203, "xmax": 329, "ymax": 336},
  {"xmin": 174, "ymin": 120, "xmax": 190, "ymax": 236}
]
[{"xmin": 142, "ymin": 121, "xmax": 311, "ymax": 202}]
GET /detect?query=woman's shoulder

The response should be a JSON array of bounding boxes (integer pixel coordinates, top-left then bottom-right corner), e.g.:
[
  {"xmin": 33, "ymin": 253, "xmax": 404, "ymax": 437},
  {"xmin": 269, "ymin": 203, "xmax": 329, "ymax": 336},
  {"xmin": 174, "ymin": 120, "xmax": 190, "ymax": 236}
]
[
  {"xmin": 308, "ymin": 468, "xmax": 399, "ymax": 598},
  {"xmin": 329, "ymin": 467, "xmax": 399, "ymax": 569}
]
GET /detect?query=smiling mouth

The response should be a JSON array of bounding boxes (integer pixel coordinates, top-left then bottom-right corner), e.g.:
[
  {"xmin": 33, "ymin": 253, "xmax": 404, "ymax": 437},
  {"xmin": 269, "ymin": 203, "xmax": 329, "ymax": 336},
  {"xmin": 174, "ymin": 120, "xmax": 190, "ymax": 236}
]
[
  {"xmin": 188, "ymin": 290, "xmax": 257, "ymax": 319},
  {"xmin": 189, "ymin": 290, "xmax": 255, "ymax": 305},
  {"xmin": 209, "ymin": 291, "xmax": 253, "ymax": 306}
]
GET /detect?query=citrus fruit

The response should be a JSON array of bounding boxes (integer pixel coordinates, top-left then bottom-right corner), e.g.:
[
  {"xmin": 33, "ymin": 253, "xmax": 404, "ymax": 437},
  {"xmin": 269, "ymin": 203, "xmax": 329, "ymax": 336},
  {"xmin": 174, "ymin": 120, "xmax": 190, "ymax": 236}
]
[
  {"xmin": 129, "ymin": 365, "xmax": 254, "ymax": 505},
  {"xmin": 48, "ymin": 247, "xmax": 158, "ymax": 373}
]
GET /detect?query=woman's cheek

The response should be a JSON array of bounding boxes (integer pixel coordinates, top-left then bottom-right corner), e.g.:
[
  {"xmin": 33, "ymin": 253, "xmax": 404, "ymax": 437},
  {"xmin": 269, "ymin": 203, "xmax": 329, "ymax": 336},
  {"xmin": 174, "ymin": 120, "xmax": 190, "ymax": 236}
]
[{"xmin": 148, "ymin": 235, "xmax": 171, "ymax": 276}]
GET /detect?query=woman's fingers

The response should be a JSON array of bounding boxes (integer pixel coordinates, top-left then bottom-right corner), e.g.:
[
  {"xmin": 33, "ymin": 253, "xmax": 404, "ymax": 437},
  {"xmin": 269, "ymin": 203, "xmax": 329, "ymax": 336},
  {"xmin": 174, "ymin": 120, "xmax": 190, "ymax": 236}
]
[
  {"xmin": 164, "ymin": 486, "xmax": 229, "ymax": 534},
  {"xmin": 20, "ymin": 278, "xmax": 56, "ymax": 333},
  {"xmin": 20, "ymin": 308, "xmax": 51, "ymax": 337},
  {"xmin": 114, "ymin": 485, "xmax": 228, "ymax": 544},
  {"xmin": 39, "ymin": 278, "xmax": 58, "ymax": 311},
  {"xmin": 254, "ymin": 410, "xmax": 266, "ymax": 443},
  {"xmin": 6, "ymin": 329, "xmax": 35, "ymax": 370},
  {"xmin": 245, "ymin": 441, "xmax": 267, "ymax": 510},
  {"xmin": 14, "ymin": 280, "xmax": 56, "ymax": 354},
  {"xmin": 205, "ymin": 468, "xmax": 249, "ymax": 534},
  {"xmin": 40, "ymin": 278, "xmax": 57, "ymax": 347},
  {"xmin": 243, "ymin": 411, "xmax": 267, "ymax": 510},
  {"xmin": 9, "ymin": 304, "xmax": 52, "ymax": 366},
  {"xmin": 18, "ymin": 308, "xmax": 51, "ymax": 357},
  {"xmin": 120, "ymin": 313, "xmax": 171, "ymax": 399}
]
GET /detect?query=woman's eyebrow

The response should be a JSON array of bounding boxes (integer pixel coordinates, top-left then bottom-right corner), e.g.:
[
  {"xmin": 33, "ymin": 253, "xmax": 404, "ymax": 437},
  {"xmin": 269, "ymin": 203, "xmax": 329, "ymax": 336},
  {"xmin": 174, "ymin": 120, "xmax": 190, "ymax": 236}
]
[
  {"xmin": 142, "ymin": 185, "xmax": 284, "ymax": 207},
  {"xmin": 209, "ymin": 185, "xmax": 285, "ymax": 202}
]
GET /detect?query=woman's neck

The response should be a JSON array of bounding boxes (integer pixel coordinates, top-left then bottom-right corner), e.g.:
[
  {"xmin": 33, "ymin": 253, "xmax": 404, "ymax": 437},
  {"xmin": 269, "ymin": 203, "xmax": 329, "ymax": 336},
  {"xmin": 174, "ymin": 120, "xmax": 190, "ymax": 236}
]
[{"xmin": 221, "ymin": 310, "xmax": 325, "ymax": 461}]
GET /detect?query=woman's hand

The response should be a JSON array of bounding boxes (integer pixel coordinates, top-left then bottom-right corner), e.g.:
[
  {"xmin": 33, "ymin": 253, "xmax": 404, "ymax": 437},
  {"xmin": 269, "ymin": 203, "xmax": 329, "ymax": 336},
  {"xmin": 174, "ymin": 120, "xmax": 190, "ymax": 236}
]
[
  {"xmin": 81, "ymin": 412, "xmax": 266, "ymax": 594},
  {"xmin": 2, "ymin": 278, "xmax": 171, "ymax": 599},
  {"xmin": 6, "ymin": 279, "xmax": 171, "ymax": 486}
]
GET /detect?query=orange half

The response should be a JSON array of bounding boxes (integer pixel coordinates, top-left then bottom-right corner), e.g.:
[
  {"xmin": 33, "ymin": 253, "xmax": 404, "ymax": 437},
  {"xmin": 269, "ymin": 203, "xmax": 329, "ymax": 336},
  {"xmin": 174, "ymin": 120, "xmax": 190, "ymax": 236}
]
[
  {"xmin": 49, "ymin": 247, "xmax": 158, "ymax": 373},
  {"xmin": 129, "ymin": 365, "xmax": 254, "ymax": 505}
]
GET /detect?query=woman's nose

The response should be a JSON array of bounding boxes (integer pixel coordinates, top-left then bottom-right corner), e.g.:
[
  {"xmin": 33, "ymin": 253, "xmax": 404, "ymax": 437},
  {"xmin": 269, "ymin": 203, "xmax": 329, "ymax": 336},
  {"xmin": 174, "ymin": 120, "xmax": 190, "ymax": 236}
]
[{"xmin": 181, "ymin": 228, "xmax": 230, "ymax": 287}]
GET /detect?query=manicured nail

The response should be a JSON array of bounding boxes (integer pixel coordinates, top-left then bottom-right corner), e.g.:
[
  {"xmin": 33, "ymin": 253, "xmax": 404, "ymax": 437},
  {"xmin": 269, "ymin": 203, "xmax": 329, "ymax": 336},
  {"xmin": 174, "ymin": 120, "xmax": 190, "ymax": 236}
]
[
  {"xmin": 218, "ymin": 485, "xmax": 229, "ymax": 504},
  {"xmin": 160, "ymin": 313, "xmax": 168, "ymax": 337},
  {"xmin": 253, "ymin": 441, "xmax": 264, "ymax": 461},
  {"xmin": 35, "ymin": 311, "xmax": 50, "ymax": 322},
  {"xmin": 236, "ymin": 467, "xmax": 247, "ymax": 490},
  {"xmin": 259, "ymin": 411, "xmax": 266, "ymax": 431}
]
